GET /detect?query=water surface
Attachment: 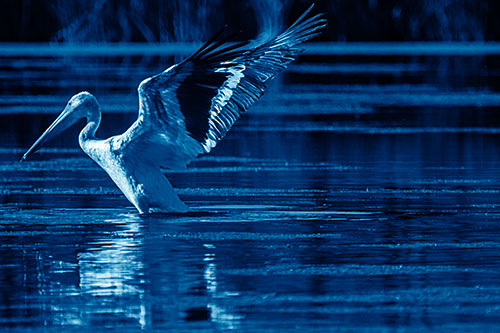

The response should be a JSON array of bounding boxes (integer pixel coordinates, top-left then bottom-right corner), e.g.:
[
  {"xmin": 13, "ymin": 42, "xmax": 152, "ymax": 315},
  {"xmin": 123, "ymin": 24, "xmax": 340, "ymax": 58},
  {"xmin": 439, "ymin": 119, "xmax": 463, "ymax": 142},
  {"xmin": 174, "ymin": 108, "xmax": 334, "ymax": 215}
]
[{"xmin": 1, "ymin": 44, "xmax": 500, "ymax": 331}]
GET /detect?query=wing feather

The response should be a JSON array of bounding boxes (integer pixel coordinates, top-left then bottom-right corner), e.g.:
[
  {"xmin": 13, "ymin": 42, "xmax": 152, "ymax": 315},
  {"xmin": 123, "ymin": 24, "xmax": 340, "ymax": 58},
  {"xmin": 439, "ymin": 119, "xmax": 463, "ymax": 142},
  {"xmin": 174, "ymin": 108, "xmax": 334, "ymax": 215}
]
[{"xmin": 118, "ymin": 4, "xmax": 326, "ymax": 168}]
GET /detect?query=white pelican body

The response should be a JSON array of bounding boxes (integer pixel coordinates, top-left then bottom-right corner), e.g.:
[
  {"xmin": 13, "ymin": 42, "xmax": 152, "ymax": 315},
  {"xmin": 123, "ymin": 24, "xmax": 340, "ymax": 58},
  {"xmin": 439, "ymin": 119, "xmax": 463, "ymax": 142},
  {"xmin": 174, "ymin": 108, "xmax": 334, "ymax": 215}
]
[
  {"xmin": 22, "ymin": 5, "xmax": 326, "ymax": 214},
  {"xmin": 76, "ymin": 93, "xmax": 195, "ymax": 213}
]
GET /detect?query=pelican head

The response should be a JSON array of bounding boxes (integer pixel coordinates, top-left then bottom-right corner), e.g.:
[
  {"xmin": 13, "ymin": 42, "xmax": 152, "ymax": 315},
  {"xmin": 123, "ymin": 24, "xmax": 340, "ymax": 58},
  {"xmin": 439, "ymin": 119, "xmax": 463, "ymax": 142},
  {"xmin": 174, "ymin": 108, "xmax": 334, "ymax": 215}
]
[{"xmin": 21, "ymin": 91, "xmax": 100, "ymax": 161}]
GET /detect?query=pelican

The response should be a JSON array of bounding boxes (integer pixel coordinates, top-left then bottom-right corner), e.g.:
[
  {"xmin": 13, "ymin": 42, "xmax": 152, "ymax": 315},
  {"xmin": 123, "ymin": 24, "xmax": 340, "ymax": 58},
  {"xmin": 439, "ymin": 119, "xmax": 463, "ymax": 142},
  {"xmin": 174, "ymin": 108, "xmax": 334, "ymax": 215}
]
[{"xmin": 21, "ymin": 5, "xmax": 326, "ymax": 214}]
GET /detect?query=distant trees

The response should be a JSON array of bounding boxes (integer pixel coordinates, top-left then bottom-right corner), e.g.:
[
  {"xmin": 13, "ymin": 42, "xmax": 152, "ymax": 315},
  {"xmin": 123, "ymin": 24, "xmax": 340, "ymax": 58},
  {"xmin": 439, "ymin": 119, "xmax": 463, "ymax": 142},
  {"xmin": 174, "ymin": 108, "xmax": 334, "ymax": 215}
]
[{"xmin": 0, "ymin": 0, "xmax": 493, "ymax": 42}]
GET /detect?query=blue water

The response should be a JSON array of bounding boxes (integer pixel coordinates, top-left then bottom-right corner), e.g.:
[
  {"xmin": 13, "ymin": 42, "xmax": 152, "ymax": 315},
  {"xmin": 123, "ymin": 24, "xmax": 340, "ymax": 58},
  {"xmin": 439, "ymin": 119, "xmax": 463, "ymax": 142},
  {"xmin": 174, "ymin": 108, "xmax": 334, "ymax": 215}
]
[{"xmin": 1, "ymin": 44, "xmax": 500, "ymax": 331}]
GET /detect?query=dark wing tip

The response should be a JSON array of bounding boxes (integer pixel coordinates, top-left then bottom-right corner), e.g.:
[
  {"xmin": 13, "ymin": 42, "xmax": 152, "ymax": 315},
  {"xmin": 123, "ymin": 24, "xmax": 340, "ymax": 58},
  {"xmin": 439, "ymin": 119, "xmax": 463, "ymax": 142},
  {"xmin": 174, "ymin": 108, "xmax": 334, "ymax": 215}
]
[
  {"xmin": 288, "ymin": 3, "xmax": 316, "ymax": 30},
  {"xmin": 187, "ymin": 25, "xmax": 229, "ymax": 61}
]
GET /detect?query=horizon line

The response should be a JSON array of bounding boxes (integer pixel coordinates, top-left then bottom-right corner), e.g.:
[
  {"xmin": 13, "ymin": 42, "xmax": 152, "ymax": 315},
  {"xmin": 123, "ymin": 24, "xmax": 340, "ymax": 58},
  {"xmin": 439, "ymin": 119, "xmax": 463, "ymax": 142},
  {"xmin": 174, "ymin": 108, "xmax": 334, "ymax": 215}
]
[{"xmin": 2, "ymin": 41, "xmax": 500, "ymax": 56}]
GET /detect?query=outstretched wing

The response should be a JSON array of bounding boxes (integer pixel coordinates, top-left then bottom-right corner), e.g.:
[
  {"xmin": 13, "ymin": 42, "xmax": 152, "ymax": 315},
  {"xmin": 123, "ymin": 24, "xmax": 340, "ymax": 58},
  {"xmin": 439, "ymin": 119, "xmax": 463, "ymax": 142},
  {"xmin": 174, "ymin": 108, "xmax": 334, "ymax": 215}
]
[{"xmin": 117, "ymin": 4, "xmax": 326, "ymax": 168}]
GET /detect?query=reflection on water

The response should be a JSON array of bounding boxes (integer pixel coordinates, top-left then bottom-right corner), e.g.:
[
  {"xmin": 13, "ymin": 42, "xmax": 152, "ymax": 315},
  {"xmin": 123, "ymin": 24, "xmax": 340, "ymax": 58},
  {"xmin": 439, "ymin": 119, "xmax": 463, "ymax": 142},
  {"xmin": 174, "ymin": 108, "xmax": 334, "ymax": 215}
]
[
  {"xmin": 1, "ymin": 45, "xmax": 500, "ymax": 330},
  {"xmin": 77, "ymin": 215, "xmax": 145, "ymax": 327}
]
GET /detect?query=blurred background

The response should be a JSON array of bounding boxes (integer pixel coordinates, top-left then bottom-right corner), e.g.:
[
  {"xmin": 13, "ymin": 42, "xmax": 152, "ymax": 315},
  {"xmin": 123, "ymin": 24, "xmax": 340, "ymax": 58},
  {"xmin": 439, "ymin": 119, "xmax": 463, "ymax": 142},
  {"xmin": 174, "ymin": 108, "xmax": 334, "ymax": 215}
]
[
  {"xmin": 0, "ymin": 0, "xmax": 500, "ymax": 42},
  {"xmin": 0, "ymin": 0, "xmax": 497, "ymax": 42}
]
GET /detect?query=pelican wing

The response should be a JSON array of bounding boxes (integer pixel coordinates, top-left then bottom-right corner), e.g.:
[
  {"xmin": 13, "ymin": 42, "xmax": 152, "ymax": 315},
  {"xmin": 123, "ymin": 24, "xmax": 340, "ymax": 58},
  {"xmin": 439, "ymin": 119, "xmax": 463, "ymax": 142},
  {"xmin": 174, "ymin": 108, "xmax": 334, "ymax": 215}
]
[{"xmin": 118, "ymin": 5, "xmax": 326, "ymax": 168}]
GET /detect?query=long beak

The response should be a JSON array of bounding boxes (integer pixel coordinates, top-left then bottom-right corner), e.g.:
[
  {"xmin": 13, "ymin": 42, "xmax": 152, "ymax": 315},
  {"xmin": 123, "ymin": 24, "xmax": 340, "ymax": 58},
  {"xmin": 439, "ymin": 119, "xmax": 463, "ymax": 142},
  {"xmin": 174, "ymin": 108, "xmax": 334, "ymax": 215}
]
[{"xmin": 21, "ymin": 104, "xmax": 78, "ymax": 161}]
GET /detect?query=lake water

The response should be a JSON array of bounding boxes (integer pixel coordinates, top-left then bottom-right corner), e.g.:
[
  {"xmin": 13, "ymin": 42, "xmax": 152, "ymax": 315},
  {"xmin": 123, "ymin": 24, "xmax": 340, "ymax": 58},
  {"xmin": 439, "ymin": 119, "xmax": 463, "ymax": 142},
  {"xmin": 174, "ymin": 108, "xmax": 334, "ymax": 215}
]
[{"xmin": 1, "ymin": 43, "xmax": 500, "ymax": 331}]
